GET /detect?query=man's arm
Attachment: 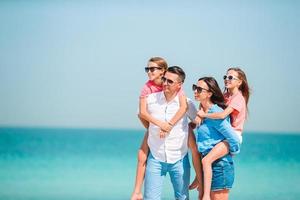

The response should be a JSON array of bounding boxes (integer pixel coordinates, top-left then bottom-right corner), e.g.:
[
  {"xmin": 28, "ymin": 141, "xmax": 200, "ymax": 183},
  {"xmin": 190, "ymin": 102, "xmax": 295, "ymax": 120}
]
[{"xmin": 186, "ymin": 98, "xmax": 198, "ymax": 121}]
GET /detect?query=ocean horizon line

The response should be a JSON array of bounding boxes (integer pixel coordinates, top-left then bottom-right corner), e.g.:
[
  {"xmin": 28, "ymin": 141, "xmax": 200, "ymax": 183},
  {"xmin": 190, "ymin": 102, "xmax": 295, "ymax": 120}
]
[{"xmin": 0, "ymin": 125, "xmax": 299, "ymax": 135}]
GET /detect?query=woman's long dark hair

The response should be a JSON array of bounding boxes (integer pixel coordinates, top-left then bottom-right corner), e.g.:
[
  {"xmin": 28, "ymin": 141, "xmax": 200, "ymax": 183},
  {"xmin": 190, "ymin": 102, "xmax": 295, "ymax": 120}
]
[{"xmin": 198, "ymin": 77, "xmax": 226, "ymax": 109}]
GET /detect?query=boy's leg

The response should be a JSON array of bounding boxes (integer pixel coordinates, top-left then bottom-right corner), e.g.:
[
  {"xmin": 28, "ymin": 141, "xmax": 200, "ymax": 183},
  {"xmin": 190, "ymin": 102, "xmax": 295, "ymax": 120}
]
[
  {"xmin": 131, "ymin": 131, "xmax": 149, "ymax": 200},
  {"xmin": 169, "ymin": 154, "xmax": 190, "ymax": 200},
  {"xmin": 202, "ymin": 141, "xmax": 229, "ymax": 200},
  {"xmin": 144, "ymin": 153, "xmax": 165, "ymax": 200},
  {"xmin": 187, "ymin": 128, "xmax": 203, "ymax": 198}
]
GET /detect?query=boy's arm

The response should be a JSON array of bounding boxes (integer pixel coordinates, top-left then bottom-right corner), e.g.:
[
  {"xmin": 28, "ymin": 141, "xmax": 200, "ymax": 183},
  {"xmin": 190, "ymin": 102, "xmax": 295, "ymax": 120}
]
[{"xmin": 199, "ymin": 106, "xmax": 234, "ymax": 119}]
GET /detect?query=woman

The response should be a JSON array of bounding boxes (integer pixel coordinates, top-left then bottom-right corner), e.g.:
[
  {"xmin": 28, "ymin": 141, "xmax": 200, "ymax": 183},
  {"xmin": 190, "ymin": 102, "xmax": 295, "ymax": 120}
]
[
  {"xmin": 192, "ymin": 77, "xmax": 240, "ymax": 200},
  {"xmin": 191, "ymin": 68, "xmax": 250, "ymax": 199}
]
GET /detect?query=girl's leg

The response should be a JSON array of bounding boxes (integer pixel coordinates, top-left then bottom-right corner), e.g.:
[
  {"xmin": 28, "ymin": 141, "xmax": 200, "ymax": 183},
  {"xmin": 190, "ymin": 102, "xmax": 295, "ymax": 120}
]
[
  {"xmin": 202, "ymin": 141, "xmax": 229, "ymax": 200},
  {"xmin": 187, "ymin": 126, "xmax": 203, "ymax": 199},
  {"xmin": 211, "ymin": 189, "xmax": 229, "ymax": 200},
  {"xmin": 131, "ymin": 131, "xmax": 149, "ymax": 200}
]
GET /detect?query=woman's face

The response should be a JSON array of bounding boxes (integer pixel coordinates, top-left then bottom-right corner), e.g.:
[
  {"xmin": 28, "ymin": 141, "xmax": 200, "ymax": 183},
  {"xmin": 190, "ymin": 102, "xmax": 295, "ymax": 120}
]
[
  {"xmin": 194, "ymin": 80, "xmax": 211, "ymax": 102},
  {"xmin": 146, "ymin": 61, "xmax": 164, "ymax": 81},
  {"xmin": 224, "ymin": 70, "xmax": 242, "ymax": 89}
]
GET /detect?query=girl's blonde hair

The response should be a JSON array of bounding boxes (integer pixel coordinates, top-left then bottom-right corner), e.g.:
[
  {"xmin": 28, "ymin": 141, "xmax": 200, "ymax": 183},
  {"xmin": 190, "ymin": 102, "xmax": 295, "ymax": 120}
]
[{"xmin": 148, "ymin": 57, "xmax": 168, "ymax": 72}]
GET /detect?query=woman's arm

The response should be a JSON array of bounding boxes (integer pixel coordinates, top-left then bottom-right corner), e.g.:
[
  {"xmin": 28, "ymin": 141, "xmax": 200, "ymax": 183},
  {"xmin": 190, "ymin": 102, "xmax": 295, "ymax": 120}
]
[
  {"xmin": 213, "ymin": 118, "xmax": 240, "ymax": 154},
  {"xmin": 199, "ymin": 106, "xmax": 234, "ymax": 119}
]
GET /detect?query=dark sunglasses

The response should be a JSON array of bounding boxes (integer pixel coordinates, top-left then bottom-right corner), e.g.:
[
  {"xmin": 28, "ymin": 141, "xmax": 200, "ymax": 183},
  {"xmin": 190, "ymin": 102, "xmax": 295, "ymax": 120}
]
[
  {"xmin": 161, "ymin": 77, "xmax": 175, "ymax": 85},
  {"xmin": 192, "ymin": 84, "xmax": 209, "ymax": 93},
  {"xmin": 145, "ymin": 67, "xmax": 162, "ymax": 73},
  {"xmin": 223, "ymin": 75, "xmax": 239, "ymax": 81}
]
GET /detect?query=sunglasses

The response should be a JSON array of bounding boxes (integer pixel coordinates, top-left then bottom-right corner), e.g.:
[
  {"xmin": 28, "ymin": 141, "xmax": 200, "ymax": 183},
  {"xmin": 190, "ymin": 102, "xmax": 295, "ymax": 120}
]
[
  {"xmin": 145, "ymin": 67, "xmax": 162, "ymax": 73},
  {"xmin": 223, "ymin": 75, "xmax": 239, "ymax": 81},
  {"xmin": 192, "ymin": 84, "xmax": 209, "ymax": 93},
  {"xmin": 162, "ymin": 77, "xmax": 176, "ymax": 85}
]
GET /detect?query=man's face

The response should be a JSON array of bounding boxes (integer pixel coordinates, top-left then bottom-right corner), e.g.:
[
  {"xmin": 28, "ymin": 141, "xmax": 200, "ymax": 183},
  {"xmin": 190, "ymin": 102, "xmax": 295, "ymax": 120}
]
[{"xmin": 162, "ymin": 72, "xmax": 182, "ymax": 94}]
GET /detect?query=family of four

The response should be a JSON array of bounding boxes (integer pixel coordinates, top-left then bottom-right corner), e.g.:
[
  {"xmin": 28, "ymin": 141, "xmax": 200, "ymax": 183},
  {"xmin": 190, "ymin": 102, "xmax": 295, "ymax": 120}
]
[{"xmin": 131, "ymin": 57, "xmax": 250, "ymax": 200}]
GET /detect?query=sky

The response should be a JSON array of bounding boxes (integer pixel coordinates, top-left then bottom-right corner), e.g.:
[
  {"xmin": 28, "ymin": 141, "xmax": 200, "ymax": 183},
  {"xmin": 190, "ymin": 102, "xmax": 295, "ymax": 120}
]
[{"xmin": 0, "ymin": 0, "xmax": 299, "ymax": 133}]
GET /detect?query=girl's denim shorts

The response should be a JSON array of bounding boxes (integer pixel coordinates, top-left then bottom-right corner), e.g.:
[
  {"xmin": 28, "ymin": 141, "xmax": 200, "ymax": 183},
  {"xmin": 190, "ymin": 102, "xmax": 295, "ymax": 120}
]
[{"xmin": 211, "ymin": 158, "xmax": 234, "ymax": 191}]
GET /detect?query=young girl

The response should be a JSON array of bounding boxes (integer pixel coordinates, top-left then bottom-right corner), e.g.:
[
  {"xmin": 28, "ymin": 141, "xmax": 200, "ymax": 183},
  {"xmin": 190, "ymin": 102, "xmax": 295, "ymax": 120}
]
[
  {"xmin": 191, "ymin": 67, "xmax": 250, "ymax": 200},
  {"xmin": 131, "ymin": 57, "xmax": 202, "ymax": 200}
]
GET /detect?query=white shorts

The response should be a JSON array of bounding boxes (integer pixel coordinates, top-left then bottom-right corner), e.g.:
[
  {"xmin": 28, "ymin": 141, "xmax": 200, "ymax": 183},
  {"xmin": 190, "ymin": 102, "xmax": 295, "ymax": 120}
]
[{"xmin": 235, "ymin": 131, "xmax": 243, "ymax": 144}]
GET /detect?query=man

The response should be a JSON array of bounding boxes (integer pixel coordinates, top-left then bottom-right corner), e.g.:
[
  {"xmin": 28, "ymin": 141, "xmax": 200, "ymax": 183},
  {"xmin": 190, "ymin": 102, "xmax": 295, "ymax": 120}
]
[{"xmin": 144, "ymin": 66, "xmax": 198, "ymax": 200}]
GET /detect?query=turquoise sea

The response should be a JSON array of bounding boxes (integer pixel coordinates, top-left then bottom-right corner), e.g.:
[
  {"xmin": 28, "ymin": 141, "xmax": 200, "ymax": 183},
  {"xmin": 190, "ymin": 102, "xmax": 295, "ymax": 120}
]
[{"xmin": 0, "ymin": 127, "xmax": 299, "ymax": 200}]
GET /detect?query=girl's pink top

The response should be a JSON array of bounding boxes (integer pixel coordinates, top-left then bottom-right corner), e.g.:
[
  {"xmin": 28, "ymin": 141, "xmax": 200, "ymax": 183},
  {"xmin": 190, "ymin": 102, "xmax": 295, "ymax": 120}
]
[
  {"xmin": 224, "ymin": 90, "xmax": 246, "ymax": 132},
  {"xmin": 140, "ymin": 80, "xmax": 184, "ymax": 98}
]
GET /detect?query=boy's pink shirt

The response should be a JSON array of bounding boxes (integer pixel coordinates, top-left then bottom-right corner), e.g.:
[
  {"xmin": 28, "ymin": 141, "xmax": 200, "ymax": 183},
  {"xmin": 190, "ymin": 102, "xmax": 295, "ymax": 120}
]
[
  {"xmin": 224, "ymin": 90, "xmax": 246, "ymax": 132},
  {"xmin": 140, "ymin": 80, "xmax": 184, "ymax": 98}
]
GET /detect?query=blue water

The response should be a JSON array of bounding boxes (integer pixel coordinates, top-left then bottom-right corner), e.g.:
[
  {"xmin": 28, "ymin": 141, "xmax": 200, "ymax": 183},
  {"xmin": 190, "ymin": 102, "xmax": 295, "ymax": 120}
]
[{"xmin": 0, "ymin": 128, "xmax": 299, "ymax": 200}]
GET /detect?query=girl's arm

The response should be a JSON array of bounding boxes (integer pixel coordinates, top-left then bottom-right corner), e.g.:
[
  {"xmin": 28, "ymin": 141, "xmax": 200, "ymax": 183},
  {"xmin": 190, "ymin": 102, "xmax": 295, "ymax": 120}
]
[
  {"xmin": 138, "ymin": 115, "xmax": 149, "ymax": 129},
  {"xmin": 139, "ymin": 97, "xmax": 167, "ymax": 129},
  {"xmin": 166, "ymin": 94, "xmax": 188, "ymax": 130},
  {"xmin": 198, "ymin": 106, "xmax": 234, "ymax": 119}
]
